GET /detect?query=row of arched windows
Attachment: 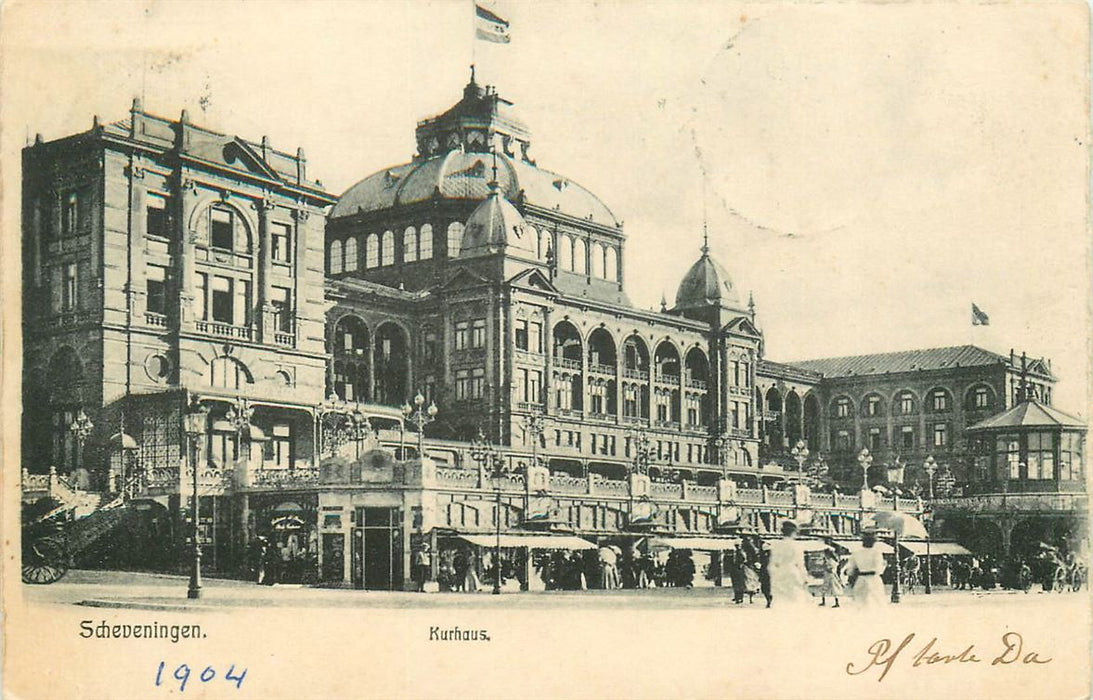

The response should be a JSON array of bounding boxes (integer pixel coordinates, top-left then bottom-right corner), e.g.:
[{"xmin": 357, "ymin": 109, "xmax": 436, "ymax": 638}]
[
  {"xmin": 828, "ymin": 384, "xmax": 996, "ymax": 419},
  {"xmin": 549, "ymin": 232, "xmax": 618, "ymax": 281}
]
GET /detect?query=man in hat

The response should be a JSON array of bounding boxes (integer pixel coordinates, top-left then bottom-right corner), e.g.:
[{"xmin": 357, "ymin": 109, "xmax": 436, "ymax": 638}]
[{"xmin": 845, "ymin": 526, "xmax": 887, "ymax": 607}]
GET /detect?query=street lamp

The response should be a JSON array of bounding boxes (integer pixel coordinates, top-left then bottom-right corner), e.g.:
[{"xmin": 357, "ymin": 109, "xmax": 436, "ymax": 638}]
[
  {"xmin": 885, "ymin": 459, "xmax": 906, "ymax": 604},
  {"xmin": 922, "ymin": 455, "xmax": 938, "ymax": 595},
  {"xmin": 347, "ymin": 409, "xmax": 373, "ymax": 461},
  {"xmin": 791, "ymin": 440, "xmax": 809, "ymax": 482},
  {"xmin": 183, "ymin": 399, "xmax": 209, "ymax": 600},
  {"xmin": 858, "ymin": 448, "xmax": 873, "ymax": 490},
  {"xmin": 317, "ymin": 393, "xmax": 347, "ymax": 458},
  {"xmin": 69, "ymin": 408, "xmax": 94, "ymax": 475},
  {"xmin": 224, "ymin": 397, "xmax": 254, "ymax": 468},
  {"xmin": 523, "ymin": 408, "xmax": 549, "ymax": 470},
  {"xmin": 402, "ymin": 392, "xmax": 438, "ymax": 460},
  {"xmin": 469, "ymin": 429, "xmax": 514, "ymax": 595},
  {"xmin": 629, "ymin": 428, "xmax": 652, "ymax": 476}
]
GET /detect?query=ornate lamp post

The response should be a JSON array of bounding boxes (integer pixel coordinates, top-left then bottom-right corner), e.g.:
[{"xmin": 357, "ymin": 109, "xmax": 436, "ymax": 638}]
[
  {"xmin": 857, "ymin": 447, "xmax": 873, "ymax": 490},
  {"xmin": 224, "ymin": 397, "xmax": 254, "ymax": 468},
  {"xmin": 317, "ymin": 393, "xmax": 347, "ymax": 458},
  {"xmin": 69, "ymin": 409, "xmax": 94, "ymax": 475},
  {"xmin": 923, "ymin": 455, "xmax": 937, "ymax": 594},
  {"xmin": 523, "ymin": 408, "xmax": 549, "ymax": 470},
  {"xmin": 347, "ymin": 408, "xmax": 373, "ymax": 461},
  {"xmin": 711, "ymin": 433, "xmax": 727, "ymax": 479},
  {"xmin": 183, "ymin": 400, "xmax": 209, "ymax": 600},
  {"xmin": 402, "ymin": 392, "xmax": 438, "ymax": 460},
  {"xmin": 629, "ymin": 427, "xmax": 652, "ymax": 476},
  {"xmin": 791, "ymin": 440, "xmax": 809, "ymax": 482},
  {"xmin": 469, "ymin": 429, "xmax": 513, "ymax": 595},
  {"xmin": 886, "ymin": 459, "xmax": 906, "ymax": 603}
]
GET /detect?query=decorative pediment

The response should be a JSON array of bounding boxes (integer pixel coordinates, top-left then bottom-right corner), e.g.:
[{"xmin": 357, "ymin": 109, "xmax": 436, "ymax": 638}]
[
  {"xmin": 506, "ymin": 267, "xmax": 559, "ymax": 295},
  {"xmin": 438, "ymin": 267, "xmax": 491, "ymax": 292},
  {"xmin": 723, "ymin": 316, "xmax": 761, "ymax": 337},
  {"xmin": 218, "ymin": 138, "xmax": 281, "ymax": 181}
]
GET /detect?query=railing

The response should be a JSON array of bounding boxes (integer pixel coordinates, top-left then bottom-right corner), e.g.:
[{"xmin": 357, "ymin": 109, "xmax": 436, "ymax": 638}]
[
  {"xmin": 653, "ymin": 420, "xmax": 681, "ymax": 431},
  {"xmin": 144, "ymin": 467, "xmax": 181, "ymax": 489},
  {"xmin": 196, "ymin": 320, "xmax": 253, "ymax": 340},
  {"xmin": 554, "ymin": 357, "xmax": 581, "ymax": 371},
  {"xmin": 654, "ymin": 372, "xmax": 680, "ymax": 384},
  {"xmin": 549, "ymin": 474, "xmax": 588, "ymax": 495},
  {"xmin": 557, "ymin": 408, "xmax": 583, "ymax": 419},
  {"xmin": 273, "ymin": 331, "xmax": 295, "ymax": 346},
  {"xmin": 434, "ymin": 468, "xmax": 480, "ymax": 489},
  {"xmin": 145, "ymin": 312, "xmax": 168, "ymax": 328},
  {"xmin": 622, "ymin": 416, "xmax": 647, "ymax": 426},
  {"xmin": 622, "ymin": 368, "xmax": 649, "ymax": 381},
  {"xmin": 23, "ymin": 473, "xmax": 51, "ymax": 491},
  {"xmin": 767, "ymin": 490, "xmax": 794, "ymax": 505},
  {"xmin": 46, "ymin": 311, "xmax": 94, "ymax": 330},
  {"xmin": 877, "ymin": 495, "xmax": 895, "ymax": 509},
  {"xmin": 728, "ymin": 385, "xmax": 751, "ymax": 397},
  {"xmin": 689, "ymin": 485, "xmax": 718, "ymax": 502},
  {"xmin": 485, "ymin": 473, "xmax": 524, "ymax": 491},
  {"xmin": 685, "ymin": 379, "xmax": 708, "ymax": 390},
  {"xmin": 588, "ymin": 363, "xmax": 616, "ymax": 375},
  {"xmin": 515, "ymin": 402, "xmax": 544, "ymax": 413},
  {"xmin": 737, "ymin": 488, "xmax": 763, "ymax": 503},
  {"xmin": 835, "ymin": 493, "xmax": 862, "ymax": 508},
  {"xmin": 249, "ymin": 468, "xmax": 319, "ymax": 488},
  {"xmin": 651, "ymin": 482, "xmax": 683, "ymax": 499},
  {"xmin": 591, "ymin": 477, "xmax": 628, "ymax": 497}
]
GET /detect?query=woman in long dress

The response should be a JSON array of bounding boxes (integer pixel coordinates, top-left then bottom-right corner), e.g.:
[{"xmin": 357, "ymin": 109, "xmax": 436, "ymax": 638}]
[
  {"xmin": 767, "ymin": 520, "xmax": 811, "ymax": 608},
  {"xmin": 845, "ymin": 528, "xmax": 887, "ymax": 607},
  {"xmin": 819, "ymin": 546, "xmax": 844, "ymax": 608},
  {"xmin": 741, "ymin": 536, "xmax": 762, "ymax": 603}
]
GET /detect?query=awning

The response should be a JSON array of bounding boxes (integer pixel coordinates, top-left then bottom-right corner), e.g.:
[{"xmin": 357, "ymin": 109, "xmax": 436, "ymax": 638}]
[
  {"xmin": 834, "ymin": 540, "xmax": 894, "ymax": 555},
  {"xmin": 797, "ymin": 540, "xmax": 832, "ymax": 553},
  {"xmin": 457, "ymin": 534, "xmax": 596, "ymax": 550},
  {"xmin": 648, "ymin": 537, "xmax": 740, "ymax": 551},
  {"xmin": 900, "ymin": 540, "xmax": 972, "ymax": 556}
]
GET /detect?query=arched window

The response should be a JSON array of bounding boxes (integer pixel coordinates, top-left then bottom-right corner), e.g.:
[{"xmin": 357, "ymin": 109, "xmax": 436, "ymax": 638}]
[
  {"xmin": 573, "ymin": 238, "xmax": 587, "ymax": 273},
  {"xmin": 365, "ymin": 233, "xmax": 379, "ymax": 268},
  {"xmin": 419, "ymin": 224, "xmax": 434, "ymax": 260},
  {"xmin": 590, "ymin": 242, "xmax": 605, "ymax": 278},
  {"xmin": 404, "ymin": 226, "xmax": 418, "ymax": 262},
  {"xmin": 539, "ymin": 229, "xmax": 552, "ymax": 261},
  {"xmin": 344, "ymin": 237, "xmax": 358, "ymax": 272},
  {"xmin": 604, "ymin": 246, "xmax": 618, "ymax": 281},
  {"xmin": 381, "ymin": 230, "xmax": 394, "ymax": 266},
  {"xmin": 447, "ymin": 222, "xmax": 464, "ymax": 258},
  {"xmin": 558, "ymin": 235, "xmax": 573, "ymax": 270},
  {"xmin": 329, "ymin": 239, "xmax": 343, "ymax": 274}
]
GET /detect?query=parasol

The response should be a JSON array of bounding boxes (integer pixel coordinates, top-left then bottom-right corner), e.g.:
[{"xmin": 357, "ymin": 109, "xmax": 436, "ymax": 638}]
[{"xmin": 866, "ymin": 510, "xmax": 928, "ymax": 539}]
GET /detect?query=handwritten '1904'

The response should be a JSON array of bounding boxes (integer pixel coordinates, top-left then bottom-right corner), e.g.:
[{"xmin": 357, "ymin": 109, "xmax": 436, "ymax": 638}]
[{"xmin": 155, "ymin": 661, "xmax": 247, "ymax": 692}]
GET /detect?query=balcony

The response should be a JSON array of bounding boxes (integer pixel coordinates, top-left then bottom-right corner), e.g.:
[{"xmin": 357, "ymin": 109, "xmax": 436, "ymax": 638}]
[
  {"xmin": 145, "ymin": 312, "xmax": 168, "ymax": 328},
  {"xmin": 247, "ymin": 467, "xmax": 319, "ymax": 488},
  {"xmin": 622, "ymin": 368, "xmax": 649, "ymax": 381},
  {"xmin": 653, "ymin": 420, "xmax": 681, "ymax": 431},
  {"xmin": 273, "ymin": 331, "xmax": 295, "ymax": 347},
  {"xmin": 554, "ymin": 357, "xmax": 581, "ymax": 371},
  {"xmin": 588, "ymin": 363, "xmax": 616, "ymax": 376},
  {"xmin": 196, "ymin": 320, "xmax": 253, "ymax": 340},
  {"xmin": 685, "ymin": 378, "xmax": 708, "ymax": 390},
  {"xmin": 689, "ymin": 485, "xmax": 718, "ymax": 502},
  {"xmin": 654, "ymin": 372, "xmax": 680, "ymax": 385}
]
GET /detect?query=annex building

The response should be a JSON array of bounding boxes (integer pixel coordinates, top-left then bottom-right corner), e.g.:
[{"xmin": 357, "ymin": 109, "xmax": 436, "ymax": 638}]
[{"xmin": 21, "ymin": 75, "xmax": 1087, "ymax": 589}]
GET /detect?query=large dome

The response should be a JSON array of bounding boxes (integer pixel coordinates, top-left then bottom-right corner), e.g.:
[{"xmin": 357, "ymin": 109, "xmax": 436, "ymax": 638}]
[
  {"xmin": 674, "ymin": 246, "xmax": 741, "ymax": 310},
  {"xmin": 330, "ymin": 150, "xmax": 618, "ymax": 227}
]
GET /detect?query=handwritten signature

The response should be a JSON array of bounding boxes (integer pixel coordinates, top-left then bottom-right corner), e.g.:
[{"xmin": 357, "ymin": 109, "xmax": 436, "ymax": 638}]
[{"xmin": 847, "ymin": 632, "xmax": 1052, "ymax": 682}]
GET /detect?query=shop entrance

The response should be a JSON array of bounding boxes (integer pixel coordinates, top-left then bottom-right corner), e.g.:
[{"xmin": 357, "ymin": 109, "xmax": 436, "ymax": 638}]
[{"xmin": 351, "ymin": 507, "xmax": 402, "ymax": 590}]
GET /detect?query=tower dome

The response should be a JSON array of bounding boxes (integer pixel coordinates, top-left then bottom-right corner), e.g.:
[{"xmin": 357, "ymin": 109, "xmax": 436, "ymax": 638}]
[
  {"xmin": 459, "ymin": 178, "xmax": 537, "ymax": 259},
  {"xmin": 673, "ymin": 237, "xmax": 741, "ymax": 310}
]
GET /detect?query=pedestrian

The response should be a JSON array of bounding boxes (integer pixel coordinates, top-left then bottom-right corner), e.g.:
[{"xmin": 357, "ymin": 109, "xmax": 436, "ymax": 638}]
[
  {"xmin": 845, "ymin": 526, "xmax": 887, "ymax": 607},
  {"xmin": 742, "ymin": 535, "xmax": 762, "ymax": 604},
  {"xmin": 728, "ymin": 544, "xmax": 747, "ymax": 603},
  {"xmin": 819, "ymin": 545, "xmax": 843, "ymax": 608},
  {"xmin": 679, "ymin": 549, "xmax": 696, "ymax": 589},
  {"xmin": 413, "ymin": 543, "xmax": 431, "ymax": 592},
  {"xmin": 767, "ymin": 520, "xmax": 810, "ymax": 608}
]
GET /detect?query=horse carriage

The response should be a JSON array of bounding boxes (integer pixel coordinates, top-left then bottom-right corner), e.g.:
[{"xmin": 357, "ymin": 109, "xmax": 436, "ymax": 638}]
[{"xmin": 21, "ymin": 495, "xmax": 130, "ymax": 585}]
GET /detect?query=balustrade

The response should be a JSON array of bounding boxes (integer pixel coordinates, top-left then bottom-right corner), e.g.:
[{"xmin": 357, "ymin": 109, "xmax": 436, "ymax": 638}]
[
  {"xmin": 651, "ymin": 482, "xmax": 683, "ymax": 499},
  {"xmin": 249, "ymin": 468, "xmax": 319, "ymax": 488},
  {"xmin": 689, "ymin": 485, "xmax": 718, "ymax": 502}
]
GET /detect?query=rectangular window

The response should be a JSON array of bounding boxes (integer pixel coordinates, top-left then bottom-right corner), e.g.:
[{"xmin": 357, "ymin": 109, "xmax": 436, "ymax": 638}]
[
  {"xmin": 271, "ymin": 222, "xmax": 291, "ymax": 263},
  {"xmin": 900, "ymin": 394, "xmax": 914, "ymax": 415},
  {"xmin": 867, "ymin": 396, "xmax": 880, "ymax": 417},
  {"xmin": 731, "ymin": 361, "xmax": 740, "ymax": 386},
  {"xmin": 901, "ymin": 425, "xmax": 915, "ymax": 449},
  {"xmin": 836, "ymin": 398, "xmax": 850, "ymax": 418},
  {"xmin": 423, "ymin": 331, "xmax": 438, "ymax": 362},
  {"xmin": 515, "ymin": 320, "xmax": 529, "ymax": 350},
  {"xmin": 933, "ymin": 423, "xmax": 948, "ymax": 447},
  {"xmin": 271, "ymin": 286, "xmax": 292, "ymax": 332},
  {"xmin": 146, "ymin": 193, "xmax": 169, "ymax": 238},
  {"xmin": 932, "ymin": 392, "xmax": 948, "ymax": 412},
  {"xmin": 235, "ymin": 279, "xmax": 251, "ymax": 326},
  {"xmin": 869, "ymin": 428, "xmax": 882, "ymax": 451},
  {"xmin": 194, "ymin": 273, "xmax": 207, "ymax": 321},
  {"xmin": 211, "ymin": 209, "xmax": 234, "ymax": 250},
  {"xmin": 528, "ymin": 370, "xmax": 542, "ymax": 404},
  {"xmin": 741, "ymin": 362, "xmax": 750, "ymax": 387},
  {"xmin": 62, "ymin": 191, "xmax": 79, "ymax": 237},
  {"xmin": 836, "ymin": 430, "xmax": 851, "ymax": 450},
  {"xmin": 270, "ymin": 424, "xmax": 292, "ymax": 469},
  {"xmin": 211, "ymin": 276, "xmax": 233, "ymax": 323},
  {"xmin": 471, "ymin": 319, "xmax": 486, "ymax": 348},
  {"xmin": 471, "ymin": 368, "xmax": 485, "ymax": 399},
  {"xmin": 454, "ymin": 369, "xmax": 470, "ymax": 400},
  {"xmin": 454, "ymin": 321, "xmax": 469, "ymax": 350},
  {"xmin": 529, "ymin": 322, "xmax": 542, "ymax": 353},
  {"xmin": 62, "ymin": 262, "xmax": 78, "ymax": 311},
  {"xmin": 975, "ymin": 388, "xmax": 989, "ymax": 409},
  {"xmin": 146, "ymin": 265, "xmax": 167, "ymax": 315}
]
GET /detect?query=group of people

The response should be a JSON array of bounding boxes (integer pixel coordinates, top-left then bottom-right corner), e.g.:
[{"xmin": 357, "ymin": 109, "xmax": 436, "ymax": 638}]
[{"xmin": 249, "ymin": 535, "xmax": 316, "ymax": 585}]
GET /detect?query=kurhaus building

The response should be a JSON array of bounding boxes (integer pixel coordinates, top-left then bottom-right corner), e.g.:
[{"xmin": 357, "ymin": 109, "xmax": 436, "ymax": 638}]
[{"xmin": 22, "ymin": 76, "xmax": 1087, "ymax": 589}]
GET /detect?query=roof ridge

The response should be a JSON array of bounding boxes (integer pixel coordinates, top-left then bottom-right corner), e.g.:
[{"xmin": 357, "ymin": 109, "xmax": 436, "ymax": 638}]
[{"xmin": 789, "ymin": 343, "xmax": 1001, "ymax": 365}]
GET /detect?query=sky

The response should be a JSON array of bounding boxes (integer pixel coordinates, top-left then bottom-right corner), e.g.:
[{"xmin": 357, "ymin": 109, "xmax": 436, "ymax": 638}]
[{"xmin": 2, "ymin": 0, "xmax": 1089, "ymax": 412}]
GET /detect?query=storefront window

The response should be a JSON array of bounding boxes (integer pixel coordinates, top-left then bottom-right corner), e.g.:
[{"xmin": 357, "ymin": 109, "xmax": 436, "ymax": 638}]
[{"xmin": 1026, "ymin": 431, "xmax": 1055, "ymax": 480}]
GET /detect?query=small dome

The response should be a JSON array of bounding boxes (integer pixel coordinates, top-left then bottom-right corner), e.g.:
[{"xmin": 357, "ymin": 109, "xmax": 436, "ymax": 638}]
[
  {"xmin": 674, "ymin": 247, "xmax": 740, "ymax": 309},
  {"xmin": 459, "ymin": 184, "xmax": 537, "ymax": 258}
]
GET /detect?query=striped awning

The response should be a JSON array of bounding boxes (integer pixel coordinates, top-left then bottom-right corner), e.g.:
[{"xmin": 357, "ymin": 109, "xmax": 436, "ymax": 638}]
[{"xmin": 457, "ymin": 533, "xmax": 596, "ymax": 550}]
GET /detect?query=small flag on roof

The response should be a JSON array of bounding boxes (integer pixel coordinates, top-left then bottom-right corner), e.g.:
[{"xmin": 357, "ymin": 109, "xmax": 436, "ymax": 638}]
[
  {"xmin": 971, "ymin": 303, "xmax": 990, "ymax": 326},
  {"xmin": 476, "ymin": 4, "xmax": 510, "ymax": 44}
]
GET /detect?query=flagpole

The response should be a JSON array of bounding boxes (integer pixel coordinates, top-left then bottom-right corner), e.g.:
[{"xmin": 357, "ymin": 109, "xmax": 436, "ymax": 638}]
[{"xmin": 470, "ymin": 0, "xmax": 476, "ymax": 76}]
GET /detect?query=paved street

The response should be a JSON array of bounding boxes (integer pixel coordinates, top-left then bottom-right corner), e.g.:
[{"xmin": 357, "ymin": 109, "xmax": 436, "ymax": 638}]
[{"xmin": 21, "ymin": 569, "xmax": 1088, "ymax": 611}]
